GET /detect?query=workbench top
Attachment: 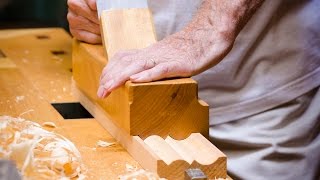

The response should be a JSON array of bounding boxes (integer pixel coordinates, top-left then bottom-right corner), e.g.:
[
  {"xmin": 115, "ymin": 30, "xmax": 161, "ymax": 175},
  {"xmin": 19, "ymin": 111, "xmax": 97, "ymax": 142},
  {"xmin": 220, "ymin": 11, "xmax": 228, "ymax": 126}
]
[{"xmin": 0, "ymin": 28, "xmax": 141, "ymax": 179}]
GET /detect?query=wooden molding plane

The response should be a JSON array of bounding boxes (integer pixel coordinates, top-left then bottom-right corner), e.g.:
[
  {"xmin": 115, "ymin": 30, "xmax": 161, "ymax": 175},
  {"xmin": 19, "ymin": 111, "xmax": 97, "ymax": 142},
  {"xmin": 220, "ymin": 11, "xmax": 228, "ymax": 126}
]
[
  {"xmin": 72, "ymin": 85, "xmax": 227, "ymax": 179},
  {"xmin": 72, "ymin": 8, "xmax": 227, "ymax": 179}
]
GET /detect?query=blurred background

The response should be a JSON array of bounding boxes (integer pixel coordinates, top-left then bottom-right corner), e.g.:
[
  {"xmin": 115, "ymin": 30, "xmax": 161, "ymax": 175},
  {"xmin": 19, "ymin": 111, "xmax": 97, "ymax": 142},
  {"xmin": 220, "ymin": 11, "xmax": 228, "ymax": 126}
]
[{"xmin": 0, "ymin": 0, "xmax": 68, "ymax": 30}]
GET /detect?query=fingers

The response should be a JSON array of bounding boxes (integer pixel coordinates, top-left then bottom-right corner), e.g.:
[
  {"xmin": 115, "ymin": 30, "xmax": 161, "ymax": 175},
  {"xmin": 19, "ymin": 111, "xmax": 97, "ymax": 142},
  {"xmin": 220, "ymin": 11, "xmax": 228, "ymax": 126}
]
[
  {"xmin": 67, "ymin": 0, "xmax": 101, "ymax": 43},
  {"xmin": 96, "ymin": 44, "xmax": 195, "ymax": 98},
  {"xmin": 70, "ymin": 28, "xmax": 102, "ymax": 44},
  {"xmin": 97, "ymin": 60, "xmax": 190, "ymax": 98},
  {"xmin": 97, "ymin": 50, "xmax": 159, "ymax": 98},
  {"xmin": 99, "ymin": 50, "xmax": 140, "ymax": 82},
  {"xmin": 97, "ymin": 64, "xmax": 140, "ymax": 98},
  {"xmin": 97, "ymin": 79, "xmax": 113, "ymax": 98},
  {"xmin": 85, "ymin": 0, "xmax": 97, "ymax": 11},
  {"xmin": 96, "ymin": 37, "xmax": 199, "ymax": 99},
  {"xmin": 68, "ymin": 0, "xmax": 99, "ymax": 24},
  {"xmin": 130, "ymin": 62, "xmax": 191, "ymax": 82},
  {"xmin": 130, "ymin": 64, "xmax": 171, "ymax": 82},
  {"xmin": 67, "ymin": 10, "xmax": 100, "ymax": 34}
]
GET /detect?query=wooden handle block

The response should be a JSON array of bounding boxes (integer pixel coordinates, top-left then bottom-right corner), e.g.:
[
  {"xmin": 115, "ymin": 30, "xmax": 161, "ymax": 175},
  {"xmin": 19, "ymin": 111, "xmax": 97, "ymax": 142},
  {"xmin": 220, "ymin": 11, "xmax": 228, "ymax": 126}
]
[
  {"xmin": 73, "ymin": 40, "xmax": 209, "ymax": 139},
  {"xmin": 100, "ymin": 9, "xmax": 157, "ymax": 57},
  {"xmin": 71, "ymin": 85, "xmax": 227, "ymax": 179}
]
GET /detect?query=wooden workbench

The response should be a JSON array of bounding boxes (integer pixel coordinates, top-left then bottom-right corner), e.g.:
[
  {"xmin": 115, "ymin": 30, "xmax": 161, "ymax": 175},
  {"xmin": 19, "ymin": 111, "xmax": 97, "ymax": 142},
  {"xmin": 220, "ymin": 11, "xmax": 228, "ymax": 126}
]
[{"xmin": 0, "ymin": 28, "xmax": 141, "ymax": 179}]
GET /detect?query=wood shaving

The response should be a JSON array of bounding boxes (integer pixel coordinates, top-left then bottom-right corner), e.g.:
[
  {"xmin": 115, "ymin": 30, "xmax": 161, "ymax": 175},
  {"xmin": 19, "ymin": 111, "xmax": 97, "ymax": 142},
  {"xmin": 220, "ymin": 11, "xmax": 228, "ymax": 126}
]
[
  {"xmin": 42, "ymin": 122, "xmax": 57, "ymax": 128},
  {"xmin": 0, "ymin": 116, "xmax": 86, "ymax": 179},
  {"xmin": 15, "ymin": 96, "xmax": 25, "ymax": 103},
  {"xmin": 96, "ymin": 140, "xmax": 115, "ymax": 148},
  {"xmin": 18, "ymin": 109, "xmax": 34, "ymax": 118},
  {"xmin": 125, "ymin": 163, "xmax": 137, "ymax": 172}
]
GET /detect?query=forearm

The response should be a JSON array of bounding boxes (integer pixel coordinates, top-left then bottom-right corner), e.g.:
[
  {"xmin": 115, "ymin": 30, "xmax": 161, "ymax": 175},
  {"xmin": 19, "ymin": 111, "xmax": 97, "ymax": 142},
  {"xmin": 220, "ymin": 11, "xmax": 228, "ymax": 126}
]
[{"xmin": 162, "ymin": 0, "xmax": 264, "ymax": 74}]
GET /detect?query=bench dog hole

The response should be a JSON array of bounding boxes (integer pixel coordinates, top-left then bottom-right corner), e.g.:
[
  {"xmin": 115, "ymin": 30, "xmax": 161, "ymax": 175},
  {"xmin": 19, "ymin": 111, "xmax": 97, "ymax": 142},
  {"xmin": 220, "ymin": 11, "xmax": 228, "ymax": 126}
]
[
  {"xmin": 51, "ymin": 102, "xmax": 93, "ymax": 119},
  {"xmin": 51, "ymin": 50, "xmax": 67, "ymax": 55},
  {"xmin": 36, "ymin": 35, "xmax": 50, "ymax": 39},
  {"xmin": 0, "ymin": 49, "xmax": 7, "ymax": 58}
]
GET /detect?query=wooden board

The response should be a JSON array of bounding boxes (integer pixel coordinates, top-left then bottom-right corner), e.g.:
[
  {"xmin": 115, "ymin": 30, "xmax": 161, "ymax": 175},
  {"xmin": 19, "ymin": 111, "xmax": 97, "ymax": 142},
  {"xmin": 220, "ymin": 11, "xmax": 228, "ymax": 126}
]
[
  {"xmin": 0, "ymin": 28, "xmax": 143, "ymax": 179},
  {"xmin": 0, "ymin": 28, "xmax": 76, "ymax": 103},
  {"xmin": 0, "ymin": 58, "xmax": 16, "ymax": 68},
  {"xmin": 73, "ymin": 83, "xmax": 227, "ymax": 179},
  {"xmin": 73, "ymin": 9, "xmax": 209, "ymax": 140},
  {"xmin": 0, "ymin": 68, "xmax": 63, "ymax": 122}
]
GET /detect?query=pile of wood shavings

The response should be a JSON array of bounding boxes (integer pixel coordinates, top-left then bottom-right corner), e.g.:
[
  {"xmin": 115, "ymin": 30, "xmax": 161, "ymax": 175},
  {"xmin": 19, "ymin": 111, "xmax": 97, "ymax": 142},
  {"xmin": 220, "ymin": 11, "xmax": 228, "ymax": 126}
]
[{"xmin": 0, "ymin": 116, "xmax": 86, "ymax": 179}]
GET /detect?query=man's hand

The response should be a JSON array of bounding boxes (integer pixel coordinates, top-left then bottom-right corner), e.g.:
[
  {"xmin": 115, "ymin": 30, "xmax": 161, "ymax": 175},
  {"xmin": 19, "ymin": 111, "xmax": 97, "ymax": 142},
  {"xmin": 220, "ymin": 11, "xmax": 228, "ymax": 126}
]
[
  {"xmin": 67, "ymin": 0, "xmax": 101, "ymax": 44},
  {"xmin": 97, "ymin": 29, "xmax": 233, "ymax": 98},
  {"xmin": 96, "ymin": 0, "xmax": 264, "ymax": 98}
]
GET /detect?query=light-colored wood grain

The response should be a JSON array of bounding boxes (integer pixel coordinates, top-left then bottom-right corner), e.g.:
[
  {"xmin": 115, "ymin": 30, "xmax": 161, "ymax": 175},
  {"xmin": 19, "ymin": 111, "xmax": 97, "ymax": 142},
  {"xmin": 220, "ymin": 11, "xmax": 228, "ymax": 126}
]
[
  {"xmin": 0, "ymin": 28, "xmax": 76, "ymax": 103},
  {"xmin": 0, "ymin": 68, "xmax": 63, "ymax": 122},
  {"xmin": 73, "ymin": 9, "xmax": 209, "ymax": 140},
  {"xmin": 0, "ymin": 28, "xmax": 142, "ymax": 179},
  {"xmin": 0, "ymin": 58, "xmax": 16, "ymax": 68},
  {"xmin": 100, "ymin": 9, "xmax": 157, "ymax": 57},
  {"xmin": 72, "ymin": 84, "xmax": 227, "ymax": 179}
]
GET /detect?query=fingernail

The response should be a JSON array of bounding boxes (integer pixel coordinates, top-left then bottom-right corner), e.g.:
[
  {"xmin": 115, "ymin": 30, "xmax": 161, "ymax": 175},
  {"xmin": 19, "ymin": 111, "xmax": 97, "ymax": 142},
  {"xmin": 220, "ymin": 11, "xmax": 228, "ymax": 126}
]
[
  {"xmin": 97, "ymin": 79, "xmax": 115, "ymax": 98},
  {"xmin": 102, "ymin": 91, "xmax": 111, "ymax": 98},
  {"xmin": 97, "ymin": 86, "xmax": 105, "ymax": 98}
]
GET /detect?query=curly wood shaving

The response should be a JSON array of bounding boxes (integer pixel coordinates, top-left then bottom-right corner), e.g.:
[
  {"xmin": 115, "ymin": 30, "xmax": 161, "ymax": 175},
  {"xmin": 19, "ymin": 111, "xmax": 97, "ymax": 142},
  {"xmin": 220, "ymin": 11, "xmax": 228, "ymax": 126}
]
[
  {"xmin": 125, "ymin": 163, "xmax": 137, "ymax": 172},
  {"xmin": 18, "ymin": 109, "xmax": 34, "ymax": 118},
  {"xmin": 96, "ymin": 140, "xmax": 115, "ymax": 148},
  {"xmin": 42, "ymin": 122, "xmax": 57, "ymax": 128},
  {"xmin": 15, "ymin": 96, "xmax": 25, "ymax": 103},
  {"xmin": 0, "ymin": 116, "xmax": 86, "ymax": 179}
]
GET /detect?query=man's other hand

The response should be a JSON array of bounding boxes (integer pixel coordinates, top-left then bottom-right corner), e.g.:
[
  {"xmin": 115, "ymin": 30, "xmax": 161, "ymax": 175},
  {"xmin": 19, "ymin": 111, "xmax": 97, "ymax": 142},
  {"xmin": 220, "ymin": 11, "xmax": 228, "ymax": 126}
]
[{"xmin": 67, "ymin": 0, "xmax": 101, "ymax": 44}]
